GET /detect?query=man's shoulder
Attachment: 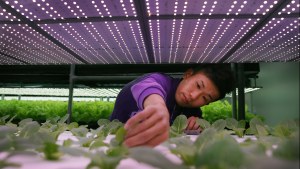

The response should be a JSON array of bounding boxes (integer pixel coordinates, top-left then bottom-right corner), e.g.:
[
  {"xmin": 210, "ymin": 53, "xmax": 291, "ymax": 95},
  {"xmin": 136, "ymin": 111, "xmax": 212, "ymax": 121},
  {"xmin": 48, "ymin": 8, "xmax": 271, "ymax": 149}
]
[{"xmin": 146, "ymin": 72, "xmax": 170, "ymax": 78}]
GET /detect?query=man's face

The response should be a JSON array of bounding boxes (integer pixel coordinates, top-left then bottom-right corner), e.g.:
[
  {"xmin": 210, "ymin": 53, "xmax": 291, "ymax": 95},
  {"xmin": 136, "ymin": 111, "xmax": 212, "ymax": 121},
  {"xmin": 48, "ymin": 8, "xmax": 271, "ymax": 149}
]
[{"xmin": 175, "ymin": 69, "xmax": 220, "ymax": 107}]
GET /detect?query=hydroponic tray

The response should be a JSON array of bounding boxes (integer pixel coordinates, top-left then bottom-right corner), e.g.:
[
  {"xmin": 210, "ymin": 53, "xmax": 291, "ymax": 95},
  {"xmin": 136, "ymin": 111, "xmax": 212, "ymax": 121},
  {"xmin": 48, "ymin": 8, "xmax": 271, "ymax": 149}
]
[{"xmin": 1, "ymin": 131, "xmax": 256, "ymax": 169}]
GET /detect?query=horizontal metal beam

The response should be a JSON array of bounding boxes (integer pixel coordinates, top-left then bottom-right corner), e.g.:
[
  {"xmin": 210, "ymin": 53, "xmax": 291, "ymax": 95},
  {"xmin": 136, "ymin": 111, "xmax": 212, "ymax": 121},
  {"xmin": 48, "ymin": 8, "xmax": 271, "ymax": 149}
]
[{"xmin": 73, "ymin": 75, "xmax": 139, "ymax": 82}]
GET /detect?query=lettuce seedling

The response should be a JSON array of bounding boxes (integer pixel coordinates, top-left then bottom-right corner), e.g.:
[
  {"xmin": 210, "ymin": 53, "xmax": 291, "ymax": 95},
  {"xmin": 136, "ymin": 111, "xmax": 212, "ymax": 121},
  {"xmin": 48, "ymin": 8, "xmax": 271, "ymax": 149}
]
[
  {"xmin": 42, "ymin": 142, "xmax": 62, "ymax": 160},
  {"xmin": 225, "ymin": 118, "xmax": 246, "ymax": 137},
  {"xmin": 170, "ymin": 115, "xmax": 187, "ymax": 138}
]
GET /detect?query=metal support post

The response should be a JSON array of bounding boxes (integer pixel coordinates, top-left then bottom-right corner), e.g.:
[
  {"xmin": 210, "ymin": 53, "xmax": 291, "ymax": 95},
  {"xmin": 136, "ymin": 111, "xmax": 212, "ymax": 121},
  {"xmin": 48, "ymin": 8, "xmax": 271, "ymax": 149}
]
[
  {"xmin": 67, "ymin": 64, "xmax": 75, "ymax": 124},
  {"xmin": 237, "ymin": 63, "xmax": 246, "ymax": 120}
]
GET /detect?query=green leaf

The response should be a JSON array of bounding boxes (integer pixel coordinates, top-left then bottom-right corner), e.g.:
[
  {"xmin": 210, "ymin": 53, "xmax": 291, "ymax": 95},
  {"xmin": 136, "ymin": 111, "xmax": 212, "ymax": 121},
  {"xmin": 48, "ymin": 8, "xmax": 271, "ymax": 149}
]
[
  {"xmin": 194, "ymin": 128, "xmax": 217, "ymax": 149},
  {"xmin": 249, "ymin": 117, "xmax": 265, "ymax": 128},
  {"xmin": 245, "ymin": 127, "xmax": 256, "ymax": 135},
  {"xmin": 170, "ymin": 145, "xmax": 196, "ymax": 166},
  {"xmin": 89, "ymin": 139, "xmax": 107, "ymax": 150},
  {"xmin": 0, "ymin": 115, "xmax": 10, "ymax": 125},
  {"xmin": 115, "ymin": 126, "xmax": 126, "ymax": 145},
  {"xmin": 196, "ymin": 118, "xmax": 211, "ymax": 129},
  {"xmin": 129, "ymin": 147, "xmax": 188, "ymax": 169},
  {"xmin": 70, "ymin": 126, "xmax": 89, "ymax": 137},
  {"xmin": 86, "ymin": 151, "xmax": 123, "ymax": 169},
  {"xmin": 168, "ymin": 137, "xmax": 194, "ymax": 147},
  {"xmin": 195, "ymin": 136, "xmax": 244, "ymax": 169},
  {"xmin": 233, "ymin": 128, "xmax": 245, "ymax": 138},
  {"xmin": 106, "ymin": 146, "xmax": 128, "ymax": 157},
  {"xmin": 67, "ymin": 122, "xmax": 79, "ymax": 130},
  {"xmin": 225, "ymin": 118, "xmax": 238, "ymax": 130},
  {"xmin": 171, "ymin": 115, "xmax": 188, "ymax": 133},
  {"xmin": 97, "ymin": 119, "xmax": 110, "ymax": 127},
  {"xmin": 58, "ymin": 114, "xmax": 69, "ymax": 124},
  {"xmin": 19, "ymin": 121, "xmax": 40, "ymax": 138},
  {"xmin": 42, "ymin": 142, "xmax": 62, "ymax": 160},
  {"xmin": 63, "ymin": 139, "xmax": 73, "ymax": 147},
  {"xmin": 212, "ymin": 119, "xmax": 226, "ymax": 131},
  {"xmin": 18, "ymin": 118, "xmax": 33, "ymax": 127},
  {"xmin": 256, "ymin": 124, "xmax": 269, "ymax": 137},
  {"xmin": 271, "ymin": 124, "xmax": 292, "ymax": 138}
]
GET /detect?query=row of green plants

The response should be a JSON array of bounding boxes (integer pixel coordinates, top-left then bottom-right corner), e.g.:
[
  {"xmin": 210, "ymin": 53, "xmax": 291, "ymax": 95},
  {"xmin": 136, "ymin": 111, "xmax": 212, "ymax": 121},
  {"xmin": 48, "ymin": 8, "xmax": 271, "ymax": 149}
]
[
  {"xmin": 0, "ymin": 100, "xmax": 114, "ymax": 125},
  {"xmin": 0, "ymin": 114, "xmax": 299, "ymax": 169},
  {"xmin": 0, "ymin": 100, "xmax": 261, "ymax": 125}
]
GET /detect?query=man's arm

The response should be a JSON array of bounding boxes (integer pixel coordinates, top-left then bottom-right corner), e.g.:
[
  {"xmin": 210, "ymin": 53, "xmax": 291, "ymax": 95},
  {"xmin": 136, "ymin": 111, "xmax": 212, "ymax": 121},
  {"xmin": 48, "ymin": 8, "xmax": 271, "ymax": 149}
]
[{"xmin": 124, "ymin": 94, "xmax": 170, "ymax": 147}]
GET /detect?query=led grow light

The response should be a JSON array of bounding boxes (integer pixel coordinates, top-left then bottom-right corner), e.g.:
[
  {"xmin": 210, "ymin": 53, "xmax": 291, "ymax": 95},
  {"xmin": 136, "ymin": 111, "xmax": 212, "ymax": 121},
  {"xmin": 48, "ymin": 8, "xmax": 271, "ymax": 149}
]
[{"xmin": 0, "ymin": 0, "xmax": 299, "ymax": 64}]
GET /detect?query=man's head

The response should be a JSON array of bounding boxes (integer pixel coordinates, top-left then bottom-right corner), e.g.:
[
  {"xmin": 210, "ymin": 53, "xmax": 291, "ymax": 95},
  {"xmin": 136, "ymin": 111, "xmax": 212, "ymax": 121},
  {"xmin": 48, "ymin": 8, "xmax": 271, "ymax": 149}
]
[{"xmin": 175, "ymin": 64, "xmax": 235, "ymax": 107}]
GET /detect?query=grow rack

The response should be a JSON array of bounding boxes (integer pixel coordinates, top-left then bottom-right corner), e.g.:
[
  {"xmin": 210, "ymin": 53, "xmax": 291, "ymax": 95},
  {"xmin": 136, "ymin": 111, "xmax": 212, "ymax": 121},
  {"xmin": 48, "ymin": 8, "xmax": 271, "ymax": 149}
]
[{"xmin": 0, "ymin": 0, "xmax": 299, "ymax": 121}]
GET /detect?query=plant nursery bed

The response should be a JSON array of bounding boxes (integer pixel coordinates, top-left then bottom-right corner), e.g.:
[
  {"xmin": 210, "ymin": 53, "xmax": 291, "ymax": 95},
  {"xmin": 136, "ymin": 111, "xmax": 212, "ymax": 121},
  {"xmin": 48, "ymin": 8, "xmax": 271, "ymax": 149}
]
[
  {"xmin": 1, "ymin": 131, "xmax": 257, "ymax": 169},
  {"xmin": 1, "ymin": 115, "xmax": 299, "ymax": 169}
]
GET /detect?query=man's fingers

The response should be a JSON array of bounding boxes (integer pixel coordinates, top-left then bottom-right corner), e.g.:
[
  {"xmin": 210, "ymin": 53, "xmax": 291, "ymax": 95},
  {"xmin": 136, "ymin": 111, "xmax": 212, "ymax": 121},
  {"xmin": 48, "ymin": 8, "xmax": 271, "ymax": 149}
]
[
  {"xmin": 187, "ymin": 116, "xmax": 200, "ymax": 130},
  {"xmin": 124, "ymin": 119, "xmax": 169, "ymax": 147},
  {"xmin": 187, "ymin": 116, "xmax": 196, "ymax": 129},
  {"xmin": 124, "ymin": 110, "xmax": 151, "ymax": 129},
  {"xmin": 144, "ymin": 132, "xmax": 169, "ymax": 147}
]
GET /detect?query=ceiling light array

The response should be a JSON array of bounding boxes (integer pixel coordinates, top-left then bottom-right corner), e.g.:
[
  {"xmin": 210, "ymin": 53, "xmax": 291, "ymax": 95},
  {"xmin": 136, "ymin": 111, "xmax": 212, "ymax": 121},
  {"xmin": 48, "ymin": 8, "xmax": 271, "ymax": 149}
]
[
  {"xmin": 251, "ymin": 19, "xmax": 299, "ymax": 62},
  {"xmin": 278, "ymin": 0, "xmax": 299, "ymax": 15},
  {"xmin": 145, "ymin": 0, "xmax": 287, "ymax": 63},
  {"xmin": 228, "ymin": 17, "xmax": 299, "ymax": 62},
  {"xmin": 1, "ymin": 23, "xmax": 79, "ymax": 64},
  {"xmin": 226, "ymin": 1, "xmax": 299, "ymax": 62},
  {"xmin": 0, "ymin": 53, "xmax": 23, "ymax": 64},
  {"xmin": 200, "ymin": 1, "xmax": 242, "ymax": 63},
  {"xmin": 0, "ymin": 6, "xmax": 16, "ymax": 21},
  {"xmin": 198, "ymin": 0, "xmax": 279, "ymax": 62},
  {"xmin": 1, "ymin": 0, "xmax": 298, "ymax": 64},
  {"xmin": 147, "ymin": 0, "xmax": 162, "ymax": 63},
  {"xmin": 0, "ymin": 88, "xmax": 121, "ymax": 97},
  {"xmin": 3, "ymin": 0, "xmax": 148, "ymax": 64}
]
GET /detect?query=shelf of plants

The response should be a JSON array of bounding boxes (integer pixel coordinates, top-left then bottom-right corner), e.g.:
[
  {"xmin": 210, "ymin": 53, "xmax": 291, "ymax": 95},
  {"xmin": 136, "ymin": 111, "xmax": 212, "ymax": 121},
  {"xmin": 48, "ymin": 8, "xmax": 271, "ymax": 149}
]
[{"xmin": 1, "ymin": 113, "xmax": 299, "ymax": 169}]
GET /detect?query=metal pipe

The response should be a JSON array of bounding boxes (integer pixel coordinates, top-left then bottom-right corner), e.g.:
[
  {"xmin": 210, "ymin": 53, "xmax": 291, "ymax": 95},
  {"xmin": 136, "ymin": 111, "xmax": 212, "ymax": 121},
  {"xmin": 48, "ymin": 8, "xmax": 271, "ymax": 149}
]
[
  {"xmin": 231, "ymin": 63, "xmax": 237, "ymax": 119},
  {"xmin": 237, "ymin": 64, "xmax": 245, "ymax": 120},
  {"xmin": 72, "ymin": 75, "xmax": 138, "ymax": 82},
  {"xmin": 67, "ymin": 64, "xmax": 75, "ymax": 124}
]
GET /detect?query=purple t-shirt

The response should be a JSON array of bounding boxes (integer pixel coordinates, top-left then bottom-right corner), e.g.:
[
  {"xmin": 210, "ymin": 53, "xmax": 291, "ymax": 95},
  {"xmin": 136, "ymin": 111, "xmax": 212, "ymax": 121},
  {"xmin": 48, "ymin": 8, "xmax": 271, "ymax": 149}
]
[{"xmin": 109, "ymin": 73, "xmax": 202, "ymax": 124}]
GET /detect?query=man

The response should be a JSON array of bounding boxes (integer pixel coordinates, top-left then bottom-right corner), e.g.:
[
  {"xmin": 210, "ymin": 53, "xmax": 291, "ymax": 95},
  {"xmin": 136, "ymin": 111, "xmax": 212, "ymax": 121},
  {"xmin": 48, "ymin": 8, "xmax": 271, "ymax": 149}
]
[{"xmin": 110, "ymin": 64, "xmax": 235, "ymax": 147}]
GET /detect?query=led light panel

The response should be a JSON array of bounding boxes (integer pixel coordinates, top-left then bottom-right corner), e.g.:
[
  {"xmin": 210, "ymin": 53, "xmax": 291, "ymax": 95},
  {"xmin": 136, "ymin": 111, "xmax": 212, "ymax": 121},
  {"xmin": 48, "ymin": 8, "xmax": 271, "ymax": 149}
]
[
  {"xmin": 0, "ymin": 0, "xmax": 299, "ymax": 64},
  {"xmin": 0, "ymin": 6, "xmax": 16, "ymax": 20},
  {"xmin": 39, "ymin": 21, "xmax": 148, "ymax": 64},
  {"xmin": 228, "ymin": 18, "xmax": 299, "ymax": 62},
  {"xmin": 0, "ymin": 24, "xmax": 82, "ymax": 64},
  {"xmin": 3, "ymin": 0, "xmax": 136, "ymax": 20},
  {"xmin": 146, "ymin": 0, "xmax": 280, "ymax": 15},
  {"xmin": 150, "ymin": 19, "xmax": 259, "ymax": 63}
]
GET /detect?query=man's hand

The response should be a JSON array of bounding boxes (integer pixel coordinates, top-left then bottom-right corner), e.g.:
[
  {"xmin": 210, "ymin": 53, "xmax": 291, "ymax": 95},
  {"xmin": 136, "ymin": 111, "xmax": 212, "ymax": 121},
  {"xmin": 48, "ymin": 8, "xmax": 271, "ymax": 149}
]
[
  {"xmin": 186, "ymin": 116, "xmax": 201, "ymax": 130},
  {"xmin": 124, "ymin": 94, "xmax": 170, "ymax": 147}
]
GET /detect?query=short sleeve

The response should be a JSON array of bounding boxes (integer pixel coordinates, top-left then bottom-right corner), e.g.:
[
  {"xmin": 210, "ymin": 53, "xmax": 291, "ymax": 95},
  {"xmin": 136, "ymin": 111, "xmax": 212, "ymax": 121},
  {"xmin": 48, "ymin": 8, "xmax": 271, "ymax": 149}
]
[{"xmin": 131, "ymin": 77, "xmax": 167, "ymax": 110}]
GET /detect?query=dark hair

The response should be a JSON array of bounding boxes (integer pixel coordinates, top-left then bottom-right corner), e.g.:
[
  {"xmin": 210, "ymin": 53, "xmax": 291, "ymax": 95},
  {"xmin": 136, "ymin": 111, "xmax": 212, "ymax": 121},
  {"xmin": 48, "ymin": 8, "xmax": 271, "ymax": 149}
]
[{"xmin": 191, "ymin": 64, "xmax": 235, "ymax": 100}]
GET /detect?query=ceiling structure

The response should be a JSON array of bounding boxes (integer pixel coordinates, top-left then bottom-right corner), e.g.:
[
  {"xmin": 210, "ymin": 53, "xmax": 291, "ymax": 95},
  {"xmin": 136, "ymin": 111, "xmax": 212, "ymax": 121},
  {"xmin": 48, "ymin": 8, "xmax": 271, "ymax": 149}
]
[
  {"xmin": 0, "ymin": 0, "xmax": 299, "ymax": 65},
  {"xmin": 0, "ymin": 0, "xmax": 298, "ymax": 101}
]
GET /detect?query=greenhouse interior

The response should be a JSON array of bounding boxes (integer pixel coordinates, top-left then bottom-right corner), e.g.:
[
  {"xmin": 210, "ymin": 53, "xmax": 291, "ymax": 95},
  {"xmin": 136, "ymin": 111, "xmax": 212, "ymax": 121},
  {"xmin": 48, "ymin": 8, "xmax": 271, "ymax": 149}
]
[{"xmin": 0, "ymin": 0, "xmax": 299, "ymax": 169}]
